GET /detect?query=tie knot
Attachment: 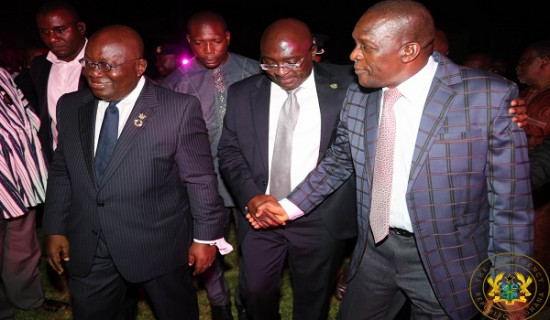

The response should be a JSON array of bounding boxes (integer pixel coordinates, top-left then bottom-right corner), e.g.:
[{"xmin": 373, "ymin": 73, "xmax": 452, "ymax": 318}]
[
  {"xmin": 287, "ymin": 87, "xmax": 300, "ymax": 96},
  {"xmin": 383, "ymin": 88, "xmax": 401, "ymax": 107},
  {"xmin": 107, "ymin": 100, "xmax": 120, "ymax": 109}
]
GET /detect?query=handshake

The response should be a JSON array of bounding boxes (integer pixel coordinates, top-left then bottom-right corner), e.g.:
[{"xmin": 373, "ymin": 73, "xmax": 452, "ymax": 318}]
[{"xmin": 245, "ymin": 195, "xmax": 289, "ymax": 229}]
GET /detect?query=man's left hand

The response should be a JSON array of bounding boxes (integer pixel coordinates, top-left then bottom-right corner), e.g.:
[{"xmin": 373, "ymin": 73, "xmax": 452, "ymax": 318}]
[
  {"xmin": 188, "ymin": 242, "xmax": 216, "ymax": 276},
  {"xmin": 510, "ymin": 98, "xmax": 528, "ymax": 128}
]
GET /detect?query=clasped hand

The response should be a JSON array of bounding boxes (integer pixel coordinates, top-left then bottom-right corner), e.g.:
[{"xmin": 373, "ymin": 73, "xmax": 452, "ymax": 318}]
[{"xmin": 246, "ymin": 195, "xmax": 289, "ymax": 229}]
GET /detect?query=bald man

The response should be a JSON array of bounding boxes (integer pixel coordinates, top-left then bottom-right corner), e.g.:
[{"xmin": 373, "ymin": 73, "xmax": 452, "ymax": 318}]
[
  {"xmin": 254, "ymin": 1, "xmax": 533, "ymax": 319},
  {"xmin": 218, "ymin": 18, "xmax": 357, "ymax": 320},
  {"xmin": 42, "ymin": 25, "xmax": 230, "ymax": 320}
]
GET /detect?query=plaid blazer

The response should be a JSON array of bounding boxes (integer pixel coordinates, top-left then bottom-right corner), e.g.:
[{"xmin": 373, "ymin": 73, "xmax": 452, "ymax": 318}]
[{"xmin": 288, "ymin": 52, "xmax": 534, "ymax": 319}]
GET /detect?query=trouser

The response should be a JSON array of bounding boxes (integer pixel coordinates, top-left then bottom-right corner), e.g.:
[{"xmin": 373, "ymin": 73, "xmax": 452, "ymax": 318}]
[
  {"xmin": 69, "ymin": 235, "xmax": 198, "ymax": 320},
  {"xmin": 0, "ymin": 209, "xmax": 44, "ymax": 320}
]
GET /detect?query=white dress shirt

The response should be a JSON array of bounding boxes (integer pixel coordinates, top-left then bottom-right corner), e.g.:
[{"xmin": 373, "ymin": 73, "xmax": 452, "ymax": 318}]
[{"xmin": 267, "ymin": 70, "xmax": 322, "ymax": 195}]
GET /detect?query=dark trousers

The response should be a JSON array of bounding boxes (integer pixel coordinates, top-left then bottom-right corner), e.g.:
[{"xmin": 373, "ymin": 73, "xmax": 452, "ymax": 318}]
[
  {"xmin": 0, "ymin": 209, "xmax": 44, "ymax": 320},
  {"xmin": 239, "ymin": 213, "xmax": 345, "ymax": 320},
  {"xmin": 338, "ymin": 228, "xmax": 448, "ymax": 320},
  {"xmin": 69, "ymin": 236, "xmax": 198, "ymax": 320}
]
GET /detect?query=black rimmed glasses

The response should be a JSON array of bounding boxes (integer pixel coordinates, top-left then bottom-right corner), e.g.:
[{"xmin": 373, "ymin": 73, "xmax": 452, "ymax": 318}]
[
  {"xmin": 79, "ymin": 57, "xmax": 141, "ymax": 72},
  {"xmin": 260, "ymin": 56, "xmax": 308, "ymax": 71},
  {"xmin": 259, "ymin": 45, "xmax": 314, "ymax": 71}
]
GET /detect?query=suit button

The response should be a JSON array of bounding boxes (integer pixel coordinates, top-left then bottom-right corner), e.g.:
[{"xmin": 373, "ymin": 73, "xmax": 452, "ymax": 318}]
[{"xmin": 97, "ymin": 202, "xmax": 105, "ymax": 207}]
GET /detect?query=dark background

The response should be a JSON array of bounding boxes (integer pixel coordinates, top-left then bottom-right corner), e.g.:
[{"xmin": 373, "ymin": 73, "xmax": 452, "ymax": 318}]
[{"xmin": 2, "ymin": 0, "xmax": 548, "ymax": 82}]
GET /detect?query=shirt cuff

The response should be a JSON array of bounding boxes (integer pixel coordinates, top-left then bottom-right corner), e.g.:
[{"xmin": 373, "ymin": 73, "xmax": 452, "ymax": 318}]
[
  {"xmin": 280, "ymin": 198, "xmax": 305, "ymax": 220},
  {"xmin": 194, "ymin": 237, "xmax": 234, "ymax": 255}
]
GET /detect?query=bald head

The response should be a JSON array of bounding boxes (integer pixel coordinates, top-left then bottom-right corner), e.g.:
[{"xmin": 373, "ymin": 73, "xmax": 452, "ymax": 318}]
[
  {"xmin": 363, "ymin": 0, "xmax": 434, "ymax": 52},
  {"xmin": 89, "ymin": 25, "xmax": 144, "ymax": 59},
  {"xmin": 260, "ymin": 19, "xmax": 313, "ymax": 56},
  {"xmin": 84, "ymin": 25, "xmax": 147, "ymax": 101}
]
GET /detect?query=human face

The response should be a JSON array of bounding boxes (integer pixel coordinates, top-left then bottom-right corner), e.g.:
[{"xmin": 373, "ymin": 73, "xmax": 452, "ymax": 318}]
[
  {"xmin": 516, "ymin": 48, "xmax": 542, "ymax": 86},
  {"xmin": 83, "ymin": 37, "xmax": 146, "ymax": 102},
  {"xmin": 36, "ymin": 9, "xmax": 86, "ymax": 62},
  {"xmin": 260, "ymin": 39, "xmax": 316, "ymax": 90},
  {"xmin": 187, "ymin": 22, "xmax": 230, "ymax": 69},
  {"xmin": 349, "ymin": 14, "xmax": 405, "ymax": 89}
]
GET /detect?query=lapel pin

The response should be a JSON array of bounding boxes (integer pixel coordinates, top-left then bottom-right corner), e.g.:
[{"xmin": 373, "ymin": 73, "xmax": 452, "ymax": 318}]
[
  {"xmin": 134, "ymin": 113, "xmax": 146, "ymax": 127},
  {"xmin": 330, "ymin": 83, "xmax": 338, "ymax": 89}
]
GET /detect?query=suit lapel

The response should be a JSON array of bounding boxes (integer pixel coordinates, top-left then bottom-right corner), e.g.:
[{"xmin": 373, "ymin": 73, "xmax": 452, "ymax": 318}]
[
  {"xmin": 78, "ymin": 93, "xmax": 98, "ymax": 186},
  {"xmin": 99, "ymin": 80, "xmax": 158, "ymax": 187},
  {"xmin": 314, "ymin": 65, "xmax": 343, "ymax": 162},
  {"xmin": 364, "ymin": 90, "xmax": 383, "ymax": 187},
  {"xmin": 407, "ymin": 78, "xmax": 455, "ymax": 191},
  {"xmin": 250, "ymin": 76, "xmax": 271, "ymax": 177}
]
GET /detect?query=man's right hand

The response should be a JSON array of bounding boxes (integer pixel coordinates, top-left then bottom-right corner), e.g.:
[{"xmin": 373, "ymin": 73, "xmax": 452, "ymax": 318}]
[
  {"xmin": 45, "ymin": 235, "xmax": 70, "ymax": 275},
  {"xmin": 249, "ymin": 200, "xmax": 289, "ymax": 229}
]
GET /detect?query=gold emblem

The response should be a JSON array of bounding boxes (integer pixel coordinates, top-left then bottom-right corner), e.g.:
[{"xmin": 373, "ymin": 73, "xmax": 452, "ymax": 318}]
[
  {"xmin": 470, "ymin": 252, "xmax": 549, "ymax": 319},
  {"xmin": 134, "ymin": 113, "xmax": 146, "ymax": 127},
  {"xmin": 330, "ymin": 83, "xmax": 338, "ymax": 89}
]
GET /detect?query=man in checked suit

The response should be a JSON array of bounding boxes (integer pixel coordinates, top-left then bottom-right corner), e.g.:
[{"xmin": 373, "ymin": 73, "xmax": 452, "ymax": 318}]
[
  {"xmin": 42, "ymin": 25, "xmax": 230, "ymax": 319},
  {"xmin": 254, "ymin": 1, "xmax": 534, "ymax": 319},
  {"xmin": 218, "ymin": 18, "xmax": 357, "ymax": 320}
]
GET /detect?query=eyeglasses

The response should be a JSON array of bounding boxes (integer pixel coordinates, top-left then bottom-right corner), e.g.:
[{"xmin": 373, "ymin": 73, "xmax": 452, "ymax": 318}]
[
  {"xmin": 517, "ymin": 56, "xmax": 541, "ymax": 66},
  {"xmin": 260, "ymin": 56, "xmax": 307, "ymax": 71},
  {"xmin": 259, "ymin": 45, "xmax": 314, "ymax": 71},
  {"xmin": 79, "ymin": 57, "xmax": 141, "ymax": 72}
]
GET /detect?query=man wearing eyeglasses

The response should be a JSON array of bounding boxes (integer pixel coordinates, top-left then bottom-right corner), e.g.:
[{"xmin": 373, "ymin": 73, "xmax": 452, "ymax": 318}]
[
  {"xmin": 42, "ymin": 24, "xmax": 231, "ymax": 319},
  {"xmin": 217, "ymin": 18, "xmax": 357, "ymax": 320}
]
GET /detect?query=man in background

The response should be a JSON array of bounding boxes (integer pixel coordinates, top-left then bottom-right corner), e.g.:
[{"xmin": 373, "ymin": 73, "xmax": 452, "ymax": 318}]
[
  {"xmin": 27, "ymin": 0, "xmax": 88, "ymax": 164},
  {"xmin": 162, "ymin": 11, "xmax": 260, "ymax": 320}
]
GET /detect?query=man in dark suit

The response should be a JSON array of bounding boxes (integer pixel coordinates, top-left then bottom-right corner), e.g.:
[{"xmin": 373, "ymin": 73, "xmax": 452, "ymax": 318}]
[
  {"xmin": 26, "ymin": 1, "xmax": 88, "ymax": 163},
  {"xmin": 42, "ymin": 24, "xmax": 230, "ymax": 320},
  {"xmin": 217, "ymin": 18, "xmax": 357, "ymax": 320},
  {"xmin": 254, "ymin": 1, "xmax": 534, "ymax": 319}
]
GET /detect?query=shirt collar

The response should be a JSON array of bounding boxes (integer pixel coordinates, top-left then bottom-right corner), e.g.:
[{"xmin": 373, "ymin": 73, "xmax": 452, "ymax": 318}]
[
  {"xmin": 388, "ymin": 55, "xmax": 438, "ymax": 106},
  {"xmin": 47, "ymin": 39, "xmax": 87, "ymax": 64},
  {"xmin": 113, "ymin": 77, "xmax": 145, "ymax": 107}
]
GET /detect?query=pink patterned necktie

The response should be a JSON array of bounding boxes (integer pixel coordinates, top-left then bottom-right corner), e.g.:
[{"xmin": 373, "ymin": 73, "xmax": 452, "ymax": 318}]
[{"xmin": 370, "ymin": 88, "xmax": 401, "ymax": 243}]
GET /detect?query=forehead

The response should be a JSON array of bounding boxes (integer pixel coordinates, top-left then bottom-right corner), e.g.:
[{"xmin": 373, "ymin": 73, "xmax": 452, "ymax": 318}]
[
  {"xmin": 189, "ymin": 22, "xmax": 225, "ymax": 37},
  {"xmin": 261, "ymin": 34, "xmax": 308, "ymax": 58},
  {"xmin": 86, "ymin": 38, "xmax": 128, "ymax": 61},
  {"xmin": 37, "ymin": 9, "xmax": 75, "ymax": 25}
]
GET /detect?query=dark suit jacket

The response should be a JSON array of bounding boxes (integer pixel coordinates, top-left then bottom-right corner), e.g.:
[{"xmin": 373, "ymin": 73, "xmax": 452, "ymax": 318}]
[
  {"xmin": 42, "ymin": 79, "xmax": 226, "ymax": 282},
  {"xmin": 27, "ymin": 54, "xmax": 88, "ymax": 163},
  {"xmin": 287, "ymin": 53, "xmax": 534, "ymax": 319},
  {"xmin": 218, "ymin": 63, "xmax": 358, "ymax": 245}
]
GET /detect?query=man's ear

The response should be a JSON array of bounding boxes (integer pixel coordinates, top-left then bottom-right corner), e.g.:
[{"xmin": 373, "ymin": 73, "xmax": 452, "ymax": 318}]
[
  {"xmin": 400, "ymin": 42, "xmax": 421, "ymax": 63},
  {"xmin": 76, "ymin": 22, "xmax": 86, "ymax": 35},
  {"xmin": 136, "ymin": 58, "xmax": 148, "ymax": 77}
]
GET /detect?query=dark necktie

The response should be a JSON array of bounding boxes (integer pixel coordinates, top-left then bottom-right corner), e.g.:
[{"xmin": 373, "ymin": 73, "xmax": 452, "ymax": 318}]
[
  {"xmin": 94, "ymin": 100, "xmax": 120, "ymax": 184},
  {"xmin": 370, "ymin": 88, "xmax": 401, "ymax": 243},
  {"xmin": 269, "ymin": 87, "xmax": 300, "ymax": 199}
]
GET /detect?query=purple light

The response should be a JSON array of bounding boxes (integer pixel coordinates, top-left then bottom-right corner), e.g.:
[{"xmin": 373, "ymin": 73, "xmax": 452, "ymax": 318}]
[{"xmin": 181, "ymin": 58, "xmax": 190, "ymax": 65}]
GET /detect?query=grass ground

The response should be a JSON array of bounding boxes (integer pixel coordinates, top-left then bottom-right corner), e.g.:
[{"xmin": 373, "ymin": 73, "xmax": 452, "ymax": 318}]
[{"xmin": 13, "ymin": 222, "xmax": 342, "ymax": 320}]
